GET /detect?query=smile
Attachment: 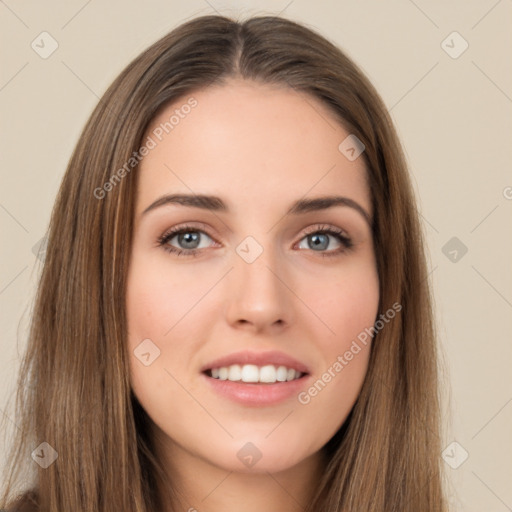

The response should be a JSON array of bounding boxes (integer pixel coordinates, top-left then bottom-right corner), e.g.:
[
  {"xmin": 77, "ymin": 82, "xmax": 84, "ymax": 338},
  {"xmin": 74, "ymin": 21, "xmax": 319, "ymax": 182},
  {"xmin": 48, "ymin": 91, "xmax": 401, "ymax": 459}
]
[{"xmin": 205, "ymin": 364, "xmax": 305, "ymax": 384}]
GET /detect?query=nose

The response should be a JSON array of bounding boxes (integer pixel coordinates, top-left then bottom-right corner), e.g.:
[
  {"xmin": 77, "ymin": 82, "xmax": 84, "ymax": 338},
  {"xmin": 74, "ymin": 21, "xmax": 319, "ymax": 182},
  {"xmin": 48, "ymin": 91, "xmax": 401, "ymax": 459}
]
[{"xmin": 225, "ymin": 245, "xmax": 294, "ymax": 333}]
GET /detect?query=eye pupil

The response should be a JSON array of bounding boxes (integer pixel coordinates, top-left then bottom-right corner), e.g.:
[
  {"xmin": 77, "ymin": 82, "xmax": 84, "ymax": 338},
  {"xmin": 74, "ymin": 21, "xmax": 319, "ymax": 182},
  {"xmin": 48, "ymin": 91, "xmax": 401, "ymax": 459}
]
[
  {"xmin": 178, "ymin": 232, "xmax": 200, "ymax": 249},
  {"xmin": 309, "ymin": 233, "xmax": 329, "ymax": 251}
]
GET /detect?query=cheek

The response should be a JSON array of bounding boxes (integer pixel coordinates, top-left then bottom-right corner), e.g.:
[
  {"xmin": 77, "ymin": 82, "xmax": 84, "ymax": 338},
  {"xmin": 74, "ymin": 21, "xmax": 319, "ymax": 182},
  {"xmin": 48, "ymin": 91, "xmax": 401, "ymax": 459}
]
[
  {"xmin": 126, "ymin": 252, "xmax": 210, "ymax": 349},
  {"xmin": 302, "ymin": 260, "xmax": 379, "ymax": 397},
  {"xmin": 125, "ymin": 252, "xmax": 198, "ymax": 400},
  {"xmin": 309, "ymin": 258, "xmax": 380, "ymax": 346}
]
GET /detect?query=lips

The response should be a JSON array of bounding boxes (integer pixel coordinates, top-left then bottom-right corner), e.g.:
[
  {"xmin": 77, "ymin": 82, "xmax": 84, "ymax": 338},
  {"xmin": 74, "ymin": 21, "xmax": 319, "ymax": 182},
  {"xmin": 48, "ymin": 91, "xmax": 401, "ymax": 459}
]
[
  {"xmin": 200, "ymin": 350, "xmax": 311, "ymax": 406},
  {"xmin": 200, "ymin": 349, "xmax": 311, "ymax": 375}
]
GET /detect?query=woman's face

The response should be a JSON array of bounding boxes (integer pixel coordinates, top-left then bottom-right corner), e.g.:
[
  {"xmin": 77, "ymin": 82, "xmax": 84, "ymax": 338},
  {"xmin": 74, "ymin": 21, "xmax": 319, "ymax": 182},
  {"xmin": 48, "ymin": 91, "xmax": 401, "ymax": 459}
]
[{"xmin": 126, "ymin": 79, "xmax": 379, "ymax": 475}]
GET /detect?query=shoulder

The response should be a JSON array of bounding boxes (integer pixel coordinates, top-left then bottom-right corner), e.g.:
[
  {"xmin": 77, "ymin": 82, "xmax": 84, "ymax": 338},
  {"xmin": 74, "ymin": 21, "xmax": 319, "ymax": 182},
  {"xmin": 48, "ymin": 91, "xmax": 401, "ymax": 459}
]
[{"xmin": 4, "ymin": 490, "xmax": 39, "ymax": 511}]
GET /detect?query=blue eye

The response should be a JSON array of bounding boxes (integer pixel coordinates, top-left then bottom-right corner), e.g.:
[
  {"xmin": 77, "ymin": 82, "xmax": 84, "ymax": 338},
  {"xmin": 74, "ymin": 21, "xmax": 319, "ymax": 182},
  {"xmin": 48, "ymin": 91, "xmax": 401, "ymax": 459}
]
[
  {"xmin": 157, "ymin": 224, "xmax": 214, "ymax": 257},
  {"xmin": 297, "ymin": 227, "xmax": 353, "ymax": 257},
  {"xmin": 157, "ymin": 223, "xmax": 353, "ymax": 258}
]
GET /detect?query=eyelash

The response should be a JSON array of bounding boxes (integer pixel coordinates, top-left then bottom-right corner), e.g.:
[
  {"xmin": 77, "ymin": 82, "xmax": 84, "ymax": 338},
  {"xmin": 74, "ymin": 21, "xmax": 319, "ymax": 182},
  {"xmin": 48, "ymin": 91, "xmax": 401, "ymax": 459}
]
[{"xmin": 156, "ymin": 223, "xmax": 353, "ymax": 259}]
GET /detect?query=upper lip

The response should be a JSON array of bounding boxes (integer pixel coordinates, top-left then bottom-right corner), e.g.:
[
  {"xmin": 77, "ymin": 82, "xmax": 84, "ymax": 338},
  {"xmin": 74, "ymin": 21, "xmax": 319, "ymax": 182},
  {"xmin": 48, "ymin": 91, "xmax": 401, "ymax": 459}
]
[{"xmin": 201, "ymin": 350, "xmax": 310, "ymax": 374}]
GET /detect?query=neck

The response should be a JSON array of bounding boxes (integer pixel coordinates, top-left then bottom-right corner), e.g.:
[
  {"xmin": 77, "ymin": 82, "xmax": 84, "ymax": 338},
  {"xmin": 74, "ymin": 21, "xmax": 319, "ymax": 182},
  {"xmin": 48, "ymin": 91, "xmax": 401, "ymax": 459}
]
[{"xmin": 153, "ymin": 431, "xmax": 326, "ymax": 512}]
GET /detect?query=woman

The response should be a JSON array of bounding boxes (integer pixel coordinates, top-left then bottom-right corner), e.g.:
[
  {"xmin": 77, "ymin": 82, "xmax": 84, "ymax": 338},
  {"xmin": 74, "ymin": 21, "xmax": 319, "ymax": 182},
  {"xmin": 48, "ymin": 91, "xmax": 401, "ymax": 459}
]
[{"xmin": 1, "ymin": 14, "xmax": 448, "ymax": 511}]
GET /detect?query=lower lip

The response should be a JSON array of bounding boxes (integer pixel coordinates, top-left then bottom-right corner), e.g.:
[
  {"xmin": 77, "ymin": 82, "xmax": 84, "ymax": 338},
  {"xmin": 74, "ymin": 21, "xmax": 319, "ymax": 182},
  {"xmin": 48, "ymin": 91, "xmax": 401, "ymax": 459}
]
[{"xmin": 201, "ymin": 372, "xmax": 311, "ymax": 406}]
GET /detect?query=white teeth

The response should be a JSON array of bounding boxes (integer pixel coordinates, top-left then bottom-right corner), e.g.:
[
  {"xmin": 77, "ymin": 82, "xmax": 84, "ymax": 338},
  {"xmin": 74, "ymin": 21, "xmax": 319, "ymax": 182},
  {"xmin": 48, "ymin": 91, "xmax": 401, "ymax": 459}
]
[
  {"xmin": 259, "ymin": 364, "xmax": 277, "ymax": 383},
  {"xmin": 241, "ymin": 364, "xmax": 259, "ymax": 383},
  {"xmin": 207, "ymin": 364, "xmax": 303, "ymax": 383},
  {"xmin": 228, "ymin": 364, "xmax": 242, "ymax": 381},
  {"xmin": 276, "ymin": 366, "xmax": 288, "ymax": 382}
]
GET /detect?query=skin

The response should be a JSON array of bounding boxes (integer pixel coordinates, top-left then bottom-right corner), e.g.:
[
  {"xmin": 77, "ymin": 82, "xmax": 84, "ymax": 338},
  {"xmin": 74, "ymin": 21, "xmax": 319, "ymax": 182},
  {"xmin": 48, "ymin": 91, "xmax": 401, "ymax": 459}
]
[{"xmin": 126, "ymin": 79, "xmax": 380, "ymax": 511}]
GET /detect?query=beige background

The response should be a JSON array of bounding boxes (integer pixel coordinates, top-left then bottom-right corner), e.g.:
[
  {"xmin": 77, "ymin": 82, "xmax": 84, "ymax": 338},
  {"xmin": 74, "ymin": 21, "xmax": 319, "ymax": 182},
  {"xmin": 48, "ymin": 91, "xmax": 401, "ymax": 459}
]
[{"xmin": 1, "ymin": 1, "xmax": 511, "ymax": 510}]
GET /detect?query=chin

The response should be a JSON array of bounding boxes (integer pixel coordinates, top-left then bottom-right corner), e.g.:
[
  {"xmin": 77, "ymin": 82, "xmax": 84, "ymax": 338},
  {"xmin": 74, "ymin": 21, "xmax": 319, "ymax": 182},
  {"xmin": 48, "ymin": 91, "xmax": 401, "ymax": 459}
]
[{"xmin": 203, "ymin": 436, "xmax": 315, "ymax": 474}]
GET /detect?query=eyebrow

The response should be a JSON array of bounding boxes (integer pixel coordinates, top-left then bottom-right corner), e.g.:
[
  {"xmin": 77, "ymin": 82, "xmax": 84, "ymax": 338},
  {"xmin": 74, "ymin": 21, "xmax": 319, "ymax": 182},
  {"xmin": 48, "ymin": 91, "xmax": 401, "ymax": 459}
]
[{"xmin": 141, "ymin": 193, "xmax": 371, "ymax": 226}]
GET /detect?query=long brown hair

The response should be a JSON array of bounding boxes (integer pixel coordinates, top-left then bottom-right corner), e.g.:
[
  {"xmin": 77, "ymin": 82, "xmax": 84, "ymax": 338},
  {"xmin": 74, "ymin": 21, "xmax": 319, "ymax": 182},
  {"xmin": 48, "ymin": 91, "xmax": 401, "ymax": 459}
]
[{"xmin": 1, "ymin": 14, "xmax": 448, "ymax": 511}]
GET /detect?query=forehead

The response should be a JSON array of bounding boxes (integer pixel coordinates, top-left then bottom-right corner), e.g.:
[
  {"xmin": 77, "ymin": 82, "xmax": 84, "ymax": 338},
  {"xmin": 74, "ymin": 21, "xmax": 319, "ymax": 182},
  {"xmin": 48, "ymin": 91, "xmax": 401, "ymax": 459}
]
[{"xmin": 136, "ymin": 79, "xmax": 370, "ymax": 216}]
